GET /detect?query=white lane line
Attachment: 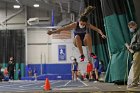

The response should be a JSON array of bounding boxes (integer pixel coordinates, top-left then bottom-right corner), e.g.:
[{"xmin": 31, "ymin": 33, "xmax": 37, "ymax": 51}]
[
  {"xmin": 0, "ymin": 81, "xmax": 45, "ymax": 87},
  {"xmin": 0, "ymin": 87, "xmax": 29, "ymax": 91},
  {"xmin": 55, "ymin": 85, "xmax": 85, "ymax": 88},
  {"xmin": 50, "ymin": 80, "xmax": 62, "ymax": 84},
  {"xmin": 0, "ymin": 83, "xmax": 26, "ymax": 87},
  {"xmin": 40, "ymin": 80, "xmax": 62, "ymax": 87},
  {"xmin": 79, "ymin": 80, "xmax": 88, "ymax": 86},
  {"xmin": 54, "ymin": 80, "xmax": 87, "ymax": 88},
  {"xmin": 53, "ymin": 87, "xmax": 74, "ymax": 90},
  {"xmin": 51, "ymin": 80, "xmax": 71, "ymax": 88},
  {"xmin": 64, "ymin": 80, "xmax": 71, "ymax": 86},
  {"xmin": 19, "ymin": 82, "xmax": 43, "ymax": 87}
]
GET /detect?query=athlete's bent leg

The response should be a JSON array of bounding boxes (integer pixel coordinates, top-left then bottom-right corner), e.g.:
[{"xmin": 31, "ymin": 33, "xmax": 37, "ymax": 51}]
[
  {"xmin": 74, "ymin": 35, "xmax": 85, "ymax": 61},
  {"xmin": 84, "ymin": 33, "xmax": 97, "ymax": 58}
]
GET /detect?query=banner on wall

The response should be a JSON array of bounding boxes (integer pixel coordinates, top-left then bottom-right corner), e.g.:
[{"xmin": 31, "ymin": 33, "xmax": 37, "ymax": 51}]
[{"xmin": 58, "ymin": 45, "xmax": 66, "ymax": 61}]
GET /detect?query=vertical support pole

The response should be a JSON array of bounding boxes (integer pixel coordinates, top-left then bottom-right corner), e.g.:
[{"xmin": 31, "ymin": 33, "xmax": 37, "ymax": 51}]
[{"xmin": 24, "ymin": 6, "xmax": 28, "ymax": 77}]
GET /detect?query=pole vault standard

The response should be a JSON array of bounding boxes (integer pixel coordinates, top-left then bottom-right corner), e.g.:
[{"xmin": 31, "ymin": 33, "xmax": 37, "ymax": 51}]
[{"xmin": 40, "ymin": 52, "xmax": 43, "ymax": 75}]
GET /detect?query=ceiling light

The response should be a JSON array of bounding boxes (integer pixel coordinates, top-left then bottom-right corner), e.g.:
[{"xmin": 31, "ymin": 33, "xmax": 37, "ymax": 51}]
[
  {"xmin": 13, "ymin": 5, "xmax": 20, "ymax": 8},
  {"xmin": 33, "ymin": 4, "xmax": 39, "ymax": 7}
]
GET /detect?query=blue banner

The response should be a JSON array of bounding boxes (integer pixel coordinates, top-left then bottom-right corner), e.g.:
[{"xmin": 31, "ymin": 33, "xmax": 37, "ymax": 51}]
[{"xmin": 58, "ymin": 45, "xmax": 66, "ymax": 61}]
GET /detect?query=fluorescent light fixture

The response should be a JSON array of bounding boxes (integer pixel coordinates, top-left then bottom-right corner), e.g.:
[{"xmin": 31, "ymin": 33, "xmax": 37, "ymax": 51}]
[
  {"xmin": 33, "ymin": 4, "xmax": 39, "ymax": 7},
  {"xmin": 13, "ymin": 5, "xmax": 20, "ymax": 8}
]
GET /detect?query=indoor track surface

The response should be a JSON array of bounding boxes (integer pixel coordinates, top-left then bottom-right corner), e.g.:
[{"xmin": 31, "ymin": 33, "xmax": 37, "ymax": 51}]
[{"xmin": 0, "ymin": 80, "xmax": 139, "ymax": 93}]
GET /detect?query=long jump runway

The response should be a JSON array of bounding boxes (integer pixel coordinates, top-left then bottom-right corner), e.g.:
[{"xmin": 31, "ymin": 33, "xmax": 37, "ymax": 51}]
[
  {"xmin": 0, "ymin": 80, "xmax": 88, "ymax": 92},
  {"xmin": 0, "ymin": 80, "xmax": 139, "ymax": 93}
]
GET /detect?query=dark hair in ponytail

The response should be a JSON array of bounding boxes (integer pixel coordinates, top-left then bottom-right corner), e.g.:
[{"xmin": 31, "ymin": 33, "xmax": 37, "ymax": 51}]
[
  {"xmin": 81, "ymin": 6, "xmax": 95, "ymax": 16},
  {"xmin": 79, "ymin": 6, "xmax": 95, "ymax": 22}
]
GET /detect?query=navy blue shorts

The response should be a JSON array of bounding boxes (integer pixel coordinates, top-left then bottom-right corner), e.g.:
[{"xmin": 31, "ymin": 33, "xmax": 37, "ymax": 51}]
[{"xmin": 74, "ymin": 33, "xmax": 86, "ymax": 46}]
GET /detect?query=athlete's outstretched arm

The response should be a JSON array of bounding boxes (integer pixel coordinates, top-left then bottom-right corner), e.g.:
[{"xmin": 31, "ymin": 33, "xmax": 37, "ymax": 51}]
[
  {"xmin": 47, "ymin": 22, "xmax": 77, "ymax": 35},
  {"xmin": 88, "ymin": 24, "xmax": 106, "ymax": 39}
]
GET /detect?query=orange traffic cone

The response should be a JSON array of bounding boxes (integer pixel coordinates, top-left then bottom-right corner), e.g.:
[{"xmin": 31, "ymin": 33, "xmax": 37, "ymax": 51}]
[{"xmin": 44, "ymin": 78, "xmax": 51, "ymax": 91}]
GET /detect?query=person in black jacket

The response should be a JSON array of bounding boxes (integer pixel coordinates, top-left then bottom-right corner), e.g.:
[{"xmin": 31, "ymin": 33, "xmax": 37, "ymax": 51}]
[
  {"xmin": 7, "ymin": 57, "xmax": 15, "ymax": 80},
  {"xmin": 0, "ymin": 66, "xmax": 4, "ymax": 82}
]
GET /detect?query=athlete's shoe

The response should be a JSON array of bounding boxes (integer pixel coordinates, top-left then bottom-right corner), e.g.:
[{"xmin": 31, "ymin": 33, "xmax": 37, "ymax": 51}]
[
  {"xmin": 90, "ymin": 53, "xmax": 97, "ymax": 59},
  {"xmin": 80, "ymin": 55, "xmax": 85, "ymax": 62}
]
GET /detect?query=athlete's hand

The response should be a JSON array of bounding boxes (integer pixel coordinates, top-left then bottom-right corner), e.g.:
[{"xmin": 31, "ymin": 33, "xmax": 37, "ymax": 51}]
[
  {"xmin": 101, "ymin": 34, "xmax": 106, "ymax": 39},
  {"xmin": 47, "ymin": 30, "xmax": 53, "ymax": 35}
]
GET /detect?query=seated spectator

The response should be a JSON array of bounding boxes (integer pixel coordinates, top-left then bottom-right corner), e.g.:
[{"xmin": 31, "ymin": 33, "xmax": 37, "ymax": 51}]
[
  {"xmin": 28, "ymin": 67, "xmax": 32, "ymax": 77},
  {"xmin": 3, "ymin": 67, "xmax": 9, "ymax": 81},
  {"xmin": 4, "ymin": 67, "xmax": 8, "ymax": 76},
  {"xmin": 77, "ymin": 70, "xmax": 84, "ymax": 81}
]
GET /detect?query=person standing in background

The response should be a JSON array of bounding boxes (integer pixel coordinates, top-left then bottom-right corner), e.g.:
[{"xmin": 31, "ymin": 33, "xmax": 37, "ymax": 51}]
[
  {"xmin": 7, "ymin": 57, "xmax": 15, "ymax": 80},
  {"xmin": 0, "ymin": 66, "xmax": 4, "ymax": 82},
  {"xmin": 18, "ymin": 68, "xmax": 21, "ymax": 80},
  {"xmin": 71, "ymin": 58, "xmax": 78, "ymax": 81},
  {"xmin": 86, "ymin": 60, "xmax": 93, "ymax": 81},
  {"xmin": 34, "ymin": 67, "xmax": 37, "ymax": 81},
  {"xmin": 126, "ymin": 21, "xmax": 140, "ymax": 88}
]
